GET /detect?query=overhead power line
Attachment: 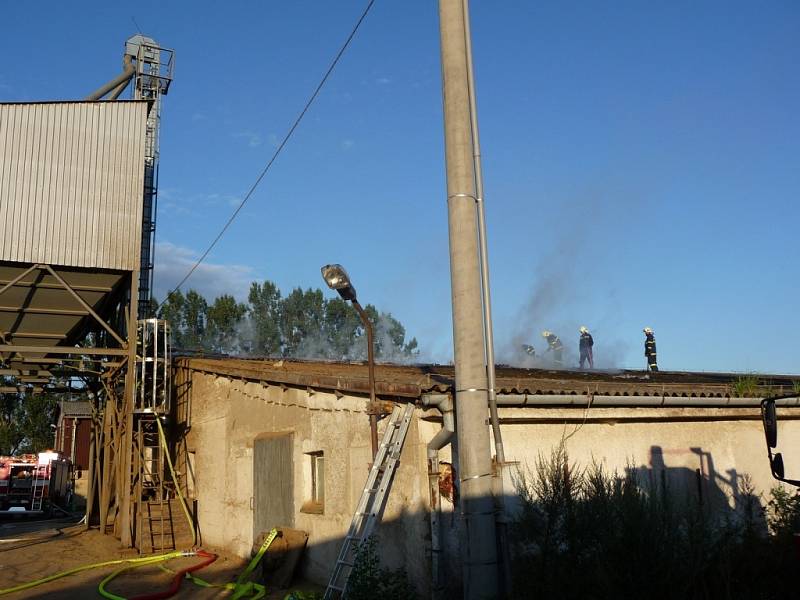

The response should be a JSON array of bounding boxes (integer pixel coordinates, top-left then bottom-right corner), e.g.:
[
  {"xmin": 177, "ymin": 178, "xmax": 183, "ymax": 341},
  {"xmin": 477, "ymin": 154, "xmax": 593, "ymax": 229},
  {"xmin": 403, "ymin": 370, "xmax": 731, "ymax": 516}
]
[{"xmin": 157, "ymin": 0, "xmax": 376, "ymax": 311}]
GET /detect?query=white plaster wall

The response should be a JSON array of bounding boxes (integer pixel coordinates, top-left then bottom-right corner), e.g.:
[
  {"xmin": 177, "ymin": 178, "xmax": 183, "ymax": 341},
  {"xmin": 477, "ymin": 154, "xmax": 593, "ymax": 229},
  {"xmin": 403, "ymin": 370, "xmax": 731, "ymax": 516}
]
[
  {"xmin": 496, "ymin": 406, "xmax": 800, "ymax": 516},
  {"xmin": 184, "ymin": 372, "xmax": 432, "ymax": 591},
  {"xmin": 184, "ymin": 370, "xmax": 800, "ymax": 595}
]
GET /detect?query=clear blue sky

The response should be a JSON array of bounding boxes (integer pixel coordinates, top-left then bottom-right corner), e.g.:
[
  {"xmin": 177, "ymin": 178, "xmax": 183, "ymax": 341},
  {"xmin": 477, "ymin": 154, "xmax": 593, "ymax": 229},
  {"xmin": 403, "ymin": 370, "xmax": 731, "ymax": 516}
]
[{"xmin": 3, "ymin": 1, "xmax": 798, "ymax": 373}]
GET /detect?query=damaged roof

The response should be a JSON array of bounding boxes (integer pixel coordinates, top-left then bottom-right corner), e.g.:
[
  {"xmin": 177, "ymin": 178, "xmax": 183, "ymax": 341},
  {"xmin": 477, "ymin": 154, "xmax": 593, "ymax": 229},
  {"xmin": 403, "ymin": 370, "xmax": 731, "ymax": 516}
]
[{"xmin": 176, "ymin": 357, "xmax": 800, "ymax": 400}]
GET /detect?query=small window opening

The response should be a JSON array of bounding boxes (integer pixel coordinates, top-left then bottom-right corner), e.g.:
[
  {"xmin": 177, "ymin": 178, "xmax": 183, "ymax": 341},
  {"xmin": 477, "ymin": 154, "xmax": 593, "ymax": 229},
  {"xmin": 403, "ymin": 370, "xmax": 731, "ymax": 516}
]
[{"xmin": 302, "ymin": 451, "xmax": 324, "ymax": 514}]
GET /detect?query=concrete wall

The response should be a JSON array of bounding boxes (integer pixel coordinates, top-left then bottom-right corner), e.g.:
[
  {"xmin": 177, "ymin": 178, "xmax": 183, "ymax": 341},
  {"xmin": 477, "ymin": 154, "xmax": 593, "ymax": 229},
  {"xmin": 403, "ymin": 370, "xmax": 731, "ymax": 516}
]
[
  {"xmin": 178, "ymin": 367, "xmax": 800, "ymax": 594},
  {"xmin": 495, "ymin": 406, "xmax": 800, "ymax": 517},
  {"xmin": 180, "ymin": 371, "xmax": 431, "ymax": 589}
]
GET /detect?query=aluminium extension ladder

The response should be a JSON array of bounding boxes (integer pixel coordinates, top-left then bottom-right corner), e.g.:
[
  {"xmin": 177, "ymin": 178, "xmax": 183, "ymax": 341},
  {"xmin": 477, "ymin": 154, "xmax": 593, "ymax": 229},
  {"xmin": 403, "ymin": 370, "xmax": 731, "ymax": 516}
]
[
  {"xmin": 30, "ymin": 465, "xmax": 47, "ymax": 512},
  {"xmin": 323, "ymin": 402, "xmax": 415, "ymax": 599}
]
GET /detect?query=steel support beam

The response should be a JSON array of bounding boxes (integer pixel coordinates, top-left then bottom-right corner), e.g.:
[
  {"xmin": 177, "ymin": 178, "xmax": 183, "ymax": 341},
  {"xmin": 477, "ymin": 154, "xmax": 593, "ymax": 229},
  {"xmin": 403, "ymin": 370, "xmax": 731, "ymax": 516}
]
[
  {"xmin": 41, "ymin": 264, "xmax": 127, "ymax": 348},
  {"xmin": 0, "ymin": 369, "xmax": 52, "ymax": 376},
  {"xmin": 0, "ymin": 345, "xmax": 128, "ymax": 356},
  {"xmin": 7, "ymin": 332, "xmax": 68, "ymax": 340},
  {"xmin": 119, "ymin": 270, "xmax": 139, "ymax": 547},
  {"xmin": 0, "ymin": 264, "xmax": 39, "ymax": 299},
  {"xmin": 0, "ymin": 279, "xmax": 113, "ymax": 293},
  {"xmin": 0, "ymin": 305, "xmax": 90, "ymax": 316}
]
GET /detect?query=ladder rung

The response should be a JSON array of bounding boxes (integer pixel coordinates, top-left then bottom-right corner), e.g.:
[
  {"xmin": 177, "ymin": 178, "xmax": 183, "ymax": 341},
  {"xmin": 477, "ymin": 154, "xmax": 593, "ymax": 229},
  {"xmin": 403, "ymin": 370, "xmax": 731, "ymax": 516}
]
[{"xmin": 328, "ymin": 584, "xmax": 344, "ymax": 592}]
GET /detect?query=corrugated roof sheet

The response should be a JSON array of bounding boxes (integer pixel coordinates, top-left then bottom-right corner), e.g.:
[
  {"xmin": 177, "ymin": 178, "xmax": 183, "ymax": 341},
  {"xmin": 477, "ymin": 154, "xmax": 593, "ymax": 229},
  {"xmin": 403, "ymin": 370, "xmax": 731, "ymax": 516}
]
[{"xmin": 177, "ymin": 357, "xmax": 800, "ymax": 400}]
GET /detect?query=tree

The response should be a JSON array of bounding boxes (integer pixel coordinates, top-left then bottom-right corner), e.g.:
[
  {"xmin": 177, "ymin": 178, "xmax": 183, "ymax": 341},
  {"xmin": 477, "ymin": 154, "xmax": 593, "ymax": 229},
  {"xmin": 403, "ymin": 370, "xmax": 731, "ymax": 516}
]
[
  {"xmin": 323, "ymin": 297, "xmax": 363, "ymax": 359},
  {"xmin": 248, "ymin": 281, "xmax": 282, "ymax": 355},
  {"xmin": 182, "ymin": 290, "xmax": 208, "ymax": 350},
  {"xmin": 207, "ymin": 294, "xmax": 247, "ymax": 352},
  {"xmin": 0, "ymin": 387, "xmax": 25, "ymax": 455},
  {"xmin": 373, "ymin": 310, "xmax": 418, "ymax": 360},
  {"xmin": 0, "ymin": 386, "xmax": 59, "ymax": 456},
  {"xmin": 156, "ymin": 280, "xmax": 420, "ymax": 361},
  {"xmin": 281, "ymin": 287, "xmax": 325, "ymax": 357},
  {"xmin": 17, "ymin": 393, "xmax": 59, "ymax": 453},
  {"xmin": 159, "ymin": 290, "xmax": 187, "ymax": 347}
]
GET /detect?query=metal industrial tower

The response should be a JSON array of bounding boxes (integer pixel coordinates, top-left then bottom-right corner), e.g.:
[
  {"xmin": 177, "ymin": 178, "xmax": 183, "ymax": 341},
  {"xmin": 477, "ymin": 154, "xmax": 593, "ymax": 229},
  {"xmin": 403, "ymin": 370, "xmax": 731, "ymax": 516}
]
[
  {"xmin": 126, "ymin": 35, "xmax": 174, "ymax": 318},
  {"xmin": 80, "ymin": 35, "xmax": 174, "ymax": 546}
]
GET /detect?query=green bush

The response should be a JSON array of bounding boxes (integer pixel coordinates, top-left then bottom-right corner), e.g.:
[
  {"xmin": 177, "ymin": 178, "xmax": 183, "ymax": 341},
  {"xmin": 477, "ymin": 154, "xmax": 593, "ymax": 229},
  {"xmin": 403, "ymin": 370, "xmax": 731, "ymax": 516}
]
[
  {"xmin": 730, "ymin": 374, "xmax": 761, "ymax": 397},
  {"xmin": 346, "ymin": 537, "xmax": 419, "ymax": 600},
  {"xmin": 283, "ymin": 592, "xmax": 322, "ymax": 600},
  {"xmin": 510, "ymin": 443, "xmax": 797, "ymax": 600}
]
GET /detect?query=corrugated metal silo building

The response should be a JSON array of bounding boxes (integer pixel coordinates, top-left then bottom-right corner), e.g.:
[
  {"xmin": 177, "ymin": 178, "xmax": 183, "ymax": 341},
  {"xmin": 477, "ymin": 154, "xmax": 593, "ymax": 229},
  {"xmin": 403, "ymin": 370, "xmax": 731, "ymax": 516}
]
[
  {"xmin": 0, "ymin": 101, "xmax": 147, "ymax": 375},
  {"xmin": 0, "ymin": 100, "xmax": 149, "ymax": 544}
]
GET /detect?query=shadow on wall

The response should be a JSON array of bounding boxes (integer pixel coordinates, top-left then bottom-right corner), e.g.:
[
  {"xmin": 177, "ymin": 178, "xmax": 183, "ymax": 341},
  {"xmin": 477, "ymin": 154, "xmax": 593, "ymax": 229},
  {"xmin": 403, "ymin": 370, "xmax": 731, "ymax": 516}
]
[
  {"xmin": 509, "ymin": 443, "xmax": 798, "ymax": 600},
  {"xmin": 629, "ymin": 445, "xmax": 768, "ymax": 533}
]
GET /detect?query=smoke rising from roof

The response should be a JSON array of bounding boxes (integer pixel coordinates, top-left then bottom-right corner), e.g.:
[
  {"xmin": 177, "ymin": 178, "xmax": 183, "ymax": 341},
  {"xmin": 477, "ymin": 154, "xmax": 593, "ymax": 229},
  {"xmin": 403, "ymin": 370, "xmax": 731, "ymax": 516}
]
[{"xmin": 496, "ymin": 187, "xmax": 640, "ymax": 370}]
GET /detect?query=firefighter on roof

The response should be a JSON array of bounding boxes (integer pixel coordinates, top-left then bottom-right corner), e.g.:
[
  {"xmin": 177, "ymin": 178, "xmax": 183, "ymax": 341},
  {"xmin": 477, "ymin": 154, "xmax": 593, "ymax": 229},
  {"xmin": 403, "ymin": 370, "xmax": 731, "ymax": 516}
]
[
  {"xmin": 541, "ymin": 330, "xmax": 564, "ymax": 366},
  {"xmin": 579, "ymin": 326, "xmax": 594, "ymax": 369},
  {"xmin": 644, "ymin": 327, "xmax": 658, "ymax": 372}
]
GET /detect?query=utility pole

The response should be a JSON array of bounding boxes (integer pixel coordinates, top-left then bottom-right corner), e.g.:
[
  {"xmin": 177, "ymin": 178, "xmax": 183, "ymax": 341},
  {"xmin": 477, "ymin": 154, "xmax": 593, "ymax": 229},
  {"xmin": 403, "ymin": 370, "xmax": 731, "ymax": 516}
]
[{"xmin": 438, "ymin": 0, "xmax": 499, "ymax": 597}]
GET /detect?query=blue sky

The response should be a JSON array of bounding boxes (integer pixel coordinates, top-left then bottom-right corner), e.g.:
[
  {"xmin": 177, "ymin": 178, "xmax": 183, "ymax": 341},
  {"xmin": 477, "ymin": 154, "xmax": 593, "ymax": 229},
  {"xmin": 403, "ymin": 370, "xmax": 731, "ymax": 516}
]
[{"xmin": 3, "ymin": 1, "xmax": 798, "ymax": 373}]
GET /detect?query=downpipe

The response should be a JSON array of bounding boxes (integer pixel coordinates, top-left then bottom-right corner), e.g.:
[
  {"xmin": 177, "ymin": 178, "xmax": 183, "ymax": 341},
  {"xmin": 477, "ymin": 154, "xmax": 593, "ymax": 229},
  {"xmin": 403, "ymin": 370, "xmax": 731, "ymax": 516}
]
[
  {"xmin": 423, "ymin": 393, "xmax": 455, "ymax": 599},
  {"xmin": 460, "ymin": 0, "xmax": 512, "ymax": 594}
]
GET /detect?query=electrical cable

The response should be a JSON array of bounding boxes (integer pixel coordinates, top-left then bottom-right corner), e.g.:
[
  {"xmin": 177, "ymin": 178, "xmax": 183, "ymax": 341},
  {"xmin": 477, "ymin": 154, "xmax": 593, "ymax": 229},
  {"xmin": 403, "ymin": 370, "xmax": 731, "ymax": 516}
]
[{"xmin": 157, "ymin": 0, "xmax": 376, "ymax": 312}]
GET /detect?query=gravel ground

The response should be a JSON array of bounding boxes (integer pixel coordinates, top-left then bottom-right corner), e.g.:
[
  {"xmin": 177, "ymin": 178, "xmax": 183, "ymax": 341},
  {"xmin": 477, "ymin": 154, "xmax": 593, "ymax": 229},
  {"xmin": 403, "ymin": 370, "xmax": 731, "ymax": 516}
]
[{"xmin": 0, "ymin": 516, "xmax": 317, "ymax": 599}]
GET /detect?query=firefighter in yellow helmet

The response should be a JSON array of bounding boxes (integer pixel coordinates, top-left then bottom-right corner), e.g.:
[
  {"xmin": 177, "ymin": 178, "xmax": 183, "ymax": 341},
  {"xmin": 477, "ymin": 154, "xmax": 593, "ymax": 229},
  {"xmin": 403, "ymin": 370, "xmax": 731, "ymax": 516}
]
[
  {"xmin": 643, "ymin": 328, "xmax": 658, "ymax": 372},
  {"xmin": 541, "ymin": 330, "xmax": 563, "ymax": 366}
]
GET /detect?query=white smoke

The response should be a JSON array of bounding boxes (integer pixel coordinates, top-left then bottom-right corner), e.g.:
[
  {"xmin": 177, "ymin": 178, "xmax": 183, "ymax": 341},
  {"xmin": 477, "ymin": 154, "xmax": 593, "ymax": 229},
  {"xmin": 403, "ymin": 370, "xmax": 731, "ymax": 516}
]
[
  {"xmin": 220, "ymin": 312, "xmax": 419, "ymax": 365},
  {"xmin": 496, "ymin": 187, "xmax": 643, "ymax": 370}
]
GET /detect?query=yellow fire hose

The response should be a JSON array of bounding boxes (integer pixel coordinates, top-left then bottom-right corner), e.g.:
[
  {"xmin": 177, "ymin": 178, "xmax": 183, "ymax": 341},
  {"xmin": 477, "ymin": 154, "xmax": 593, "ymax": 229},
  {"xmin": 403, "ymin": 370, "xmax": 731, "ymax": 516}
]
[
  {"xmin": 0, "ymin": 551, "xmax": 185, "ymax": 596},
  {"xmin": 154, "ymin": 528, "xmax": 279, "ymax": 600},
  {"xmin": 0, "ymin": 417, "xmax": 279, "ymax": 599}
]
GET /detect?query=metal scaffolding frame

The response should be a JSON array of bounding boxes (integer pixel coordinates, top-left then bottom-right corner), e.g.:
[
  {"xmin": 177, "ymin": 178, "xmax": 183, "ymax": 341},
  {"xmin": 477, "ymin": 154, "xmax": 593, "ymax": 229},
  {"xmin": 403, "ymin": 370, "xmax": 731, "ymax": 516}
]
[{"xmin": 0, "ymin": 261, "xmax": 140, "ymax": 545}]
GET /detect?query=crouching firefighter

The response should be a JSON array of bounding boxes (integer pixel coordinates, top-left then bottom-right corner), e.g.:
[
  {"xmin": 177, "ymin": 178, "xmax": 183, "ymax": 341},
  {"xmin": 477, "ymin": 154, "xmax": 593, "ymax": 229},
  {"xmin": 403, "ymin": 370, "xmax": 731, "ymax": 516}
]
[
  {"xmin": 643, "ymin": 327, "xmax": 658, "ymax": 372},
  {"xmin": 541, "ymin": 330, "xmax": 564, "ymax": 366}
]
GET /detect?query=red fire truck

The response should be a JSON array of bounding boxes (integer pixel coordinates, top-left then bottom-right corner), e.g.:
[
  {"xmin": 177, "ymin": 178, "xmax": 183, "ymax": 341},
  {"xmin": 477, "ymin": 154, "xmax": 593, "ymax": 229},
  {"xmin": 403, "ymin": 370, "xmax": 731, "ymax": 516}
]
[{"xmin": 0, "ymin": 451, "xmax": 72, "ymax": 514}]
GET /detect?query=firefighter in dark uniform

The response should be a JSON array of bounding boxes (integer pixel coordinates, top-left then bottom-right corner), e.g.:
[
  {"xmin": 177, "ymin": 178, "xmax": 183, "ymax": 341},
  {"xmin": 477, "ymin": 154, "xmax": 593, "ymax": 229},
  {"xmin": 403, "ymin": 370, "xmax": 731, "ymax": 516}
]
[
  {"xmin": 541, "ymin": 330, "xmax": 564, "ymax": 366},
  {"xmin": 579, "ymin": 326, "xmax": 594, "ymax": 369},
  {"xmin": 644, "ymin": 327, "xmax": 658, "ymax": 372}
]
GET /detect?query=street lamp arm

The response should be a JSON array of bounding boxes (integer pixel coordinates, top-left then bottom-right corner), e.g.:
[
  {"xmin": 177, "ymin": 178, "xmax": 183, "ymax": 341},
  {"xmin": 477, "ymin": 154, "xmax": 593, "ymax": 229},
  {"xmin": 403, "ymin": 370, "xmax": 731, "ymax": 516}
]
[
  {"xmin": 351, "ymin": 300, "xmax": 376, "ymax": 404},
  {"xmin": 352, "ymin": 300, "xmax": 379, "ymax": 459}
]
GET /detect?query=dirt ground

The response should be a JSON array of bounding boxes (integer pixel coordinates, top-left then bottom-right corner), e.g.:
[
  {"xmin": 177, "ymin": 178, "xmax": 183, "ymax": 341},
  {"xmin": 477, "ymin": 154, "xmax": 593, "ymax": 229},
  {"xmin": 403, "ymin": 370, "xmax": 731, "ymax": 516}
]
[{"xmin": 0, "ymin": 516, "xmax": 320, "ymax": 599}]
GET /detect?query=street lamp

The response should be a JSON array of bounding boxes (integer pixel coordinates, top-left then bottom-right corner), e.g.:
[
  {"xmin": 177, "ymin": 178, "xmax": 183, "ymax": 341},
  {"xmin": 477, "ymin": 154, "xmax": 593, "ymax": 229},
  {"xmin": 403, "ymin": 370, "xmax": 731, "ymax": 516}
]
[{"xmin": 321, "ymin": 264, "xmax": 379, "ymax": 459}]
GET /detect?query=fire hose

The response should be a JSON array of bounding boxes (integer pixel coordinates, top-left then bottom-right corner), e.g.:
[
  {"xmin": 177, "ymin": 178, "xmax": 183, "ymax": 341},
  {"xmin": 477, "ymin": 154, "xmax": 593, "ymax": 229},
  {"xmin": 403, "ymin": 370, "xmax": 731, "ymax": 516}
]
[
  {"xmin": 0, "ymin": 411, "xmax": 279, "ymax": 598},
  {"xmin": 0, "ymin": 551, "xmax": 186, "ymax": 596}
]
